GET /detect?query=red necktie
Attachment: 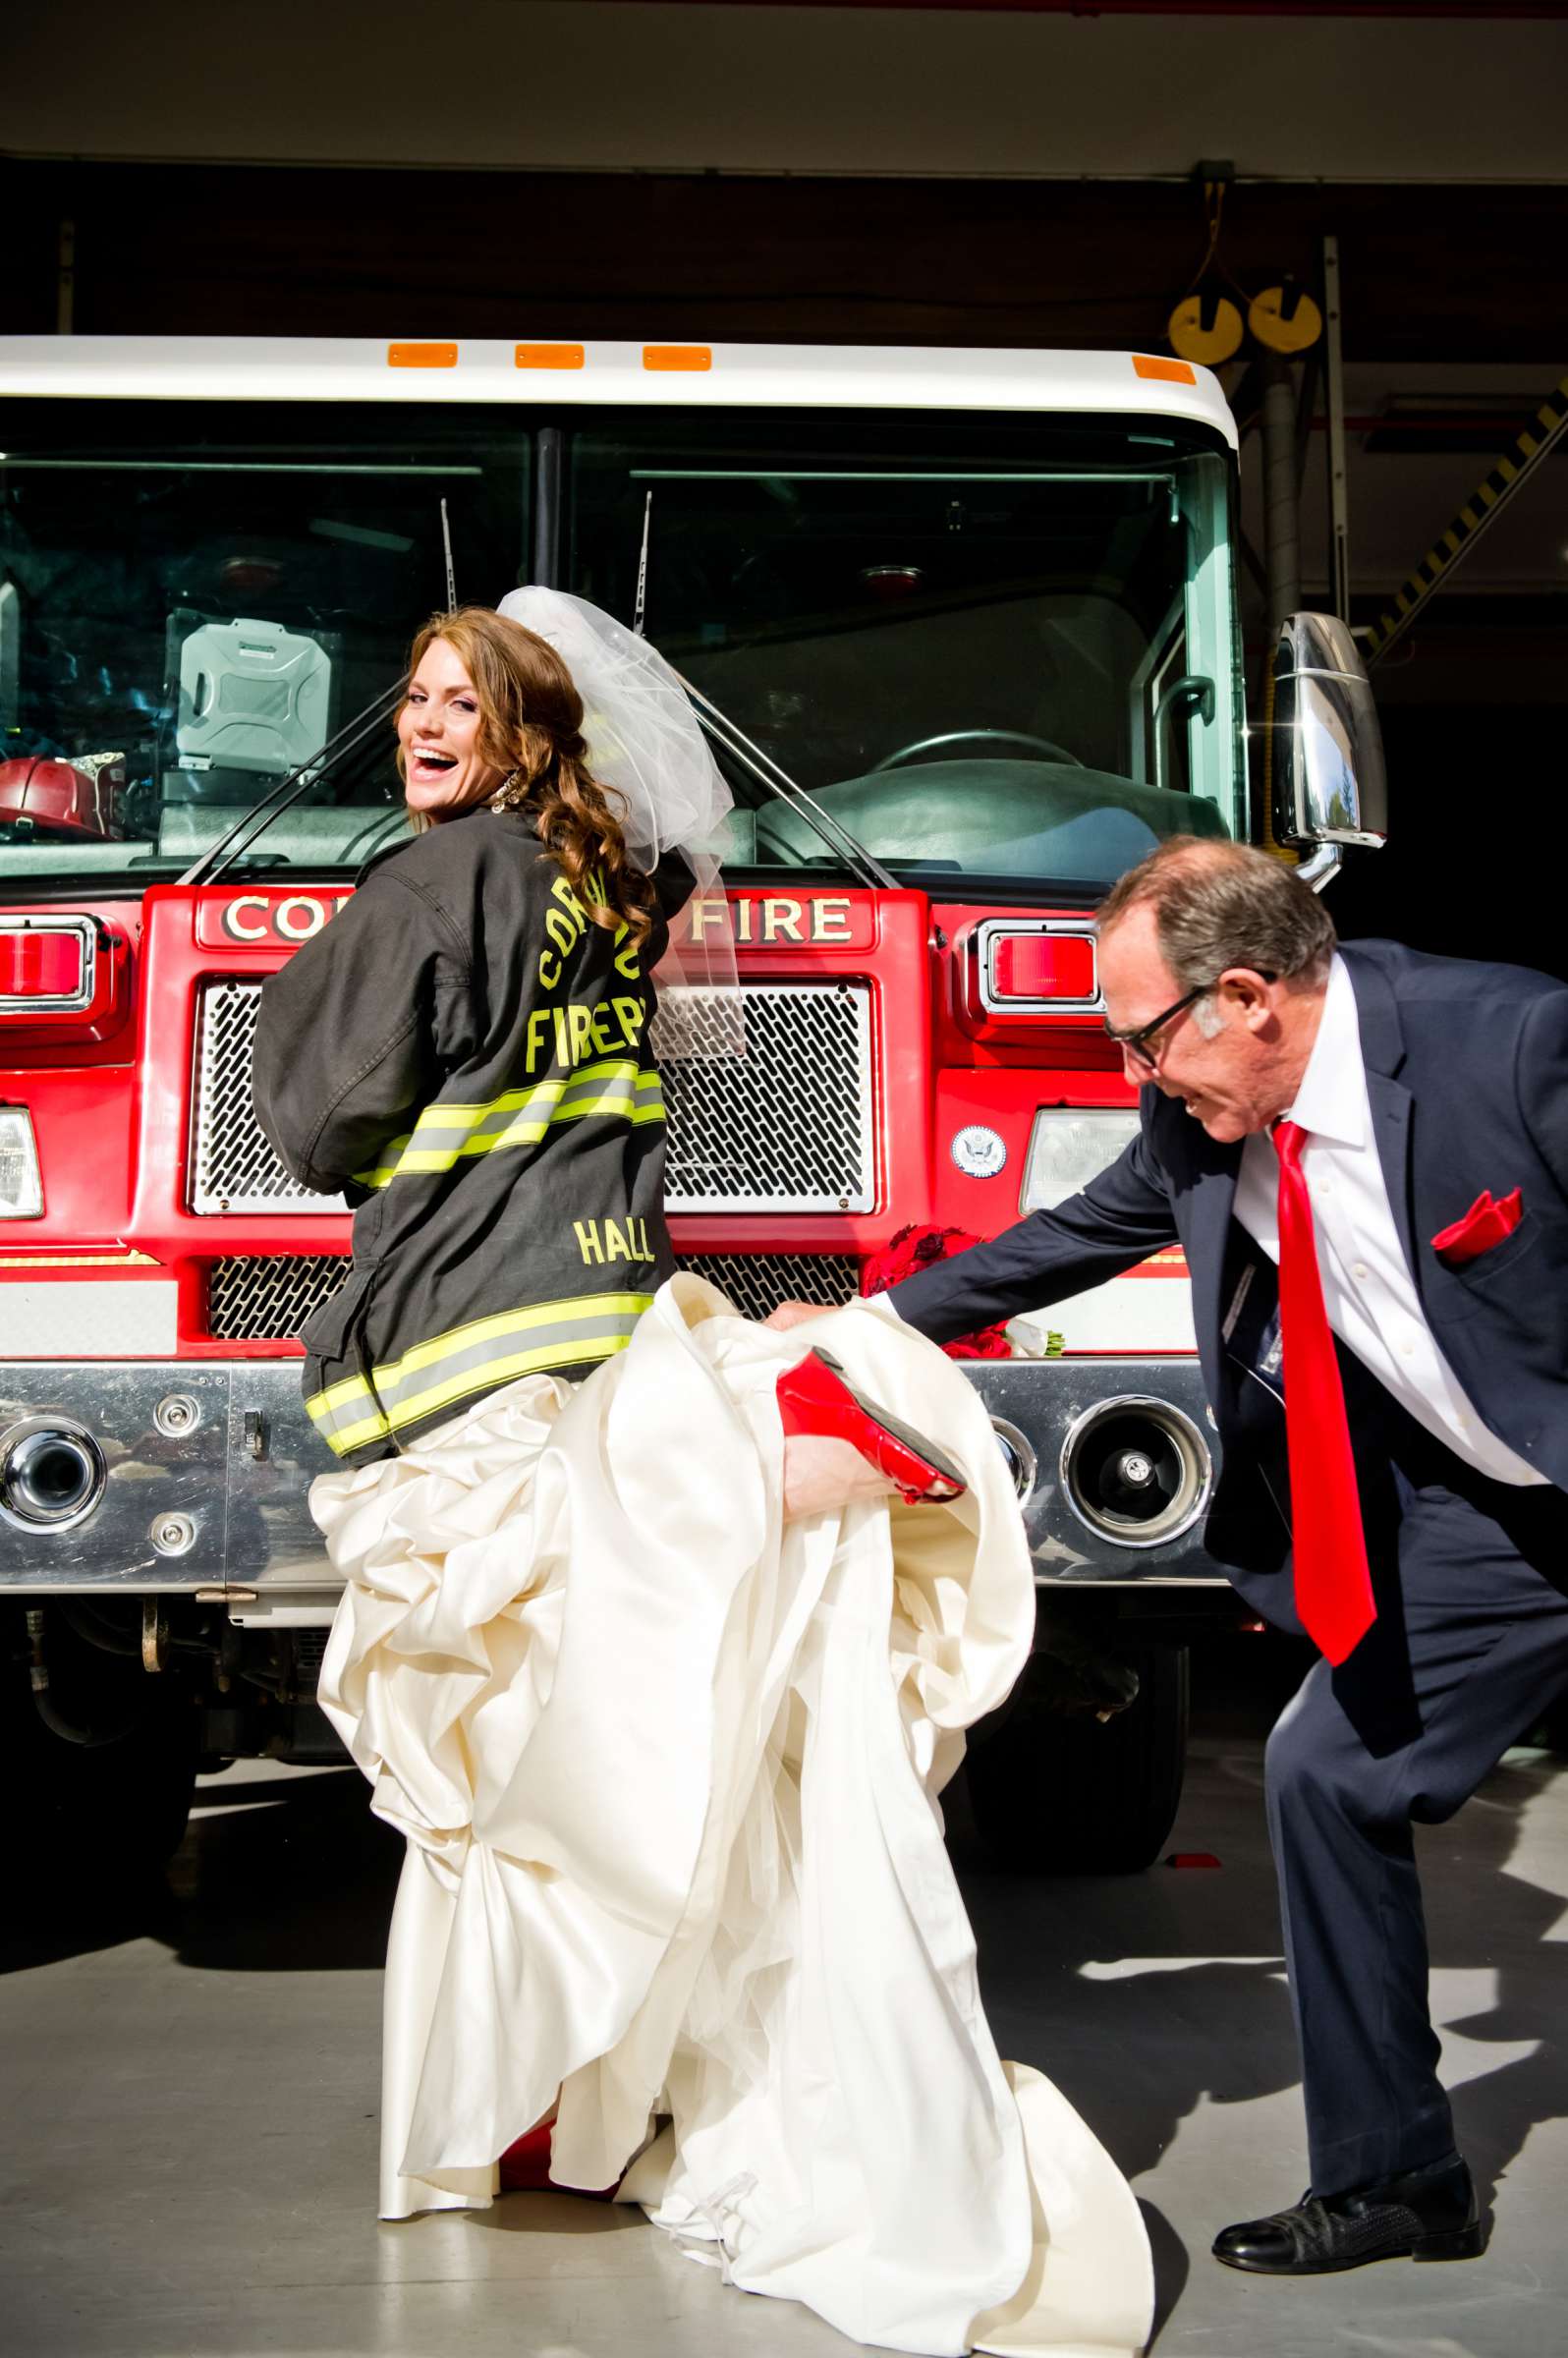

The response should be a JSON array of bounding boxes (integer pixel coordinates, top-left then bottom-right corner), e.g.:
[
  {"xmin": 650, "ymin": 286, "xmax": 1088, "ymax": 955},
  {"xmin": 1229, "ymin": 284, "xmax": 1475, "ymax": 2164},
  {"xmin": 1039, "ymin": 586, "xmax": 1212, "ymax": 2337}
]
[{"xmin": 1272, "ymin": 1119, "xmax": 1377, "ymax": 1665}]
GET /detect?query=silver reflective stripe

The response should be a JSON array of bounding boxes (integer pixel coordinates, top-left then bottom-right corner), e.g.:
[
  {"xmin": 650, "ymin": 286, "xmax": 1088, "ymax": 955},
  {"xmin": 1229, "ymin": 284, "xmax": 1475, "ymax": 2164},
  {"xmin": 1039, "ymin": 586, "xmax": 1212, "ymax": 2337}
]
[
  {"xmin": 305, "ymin": 1289, "xmax": 654, "ymax": 1455},
  {"xmin": 359, "ymin": 1063, "xmax": 664, "ymax": 1187}
]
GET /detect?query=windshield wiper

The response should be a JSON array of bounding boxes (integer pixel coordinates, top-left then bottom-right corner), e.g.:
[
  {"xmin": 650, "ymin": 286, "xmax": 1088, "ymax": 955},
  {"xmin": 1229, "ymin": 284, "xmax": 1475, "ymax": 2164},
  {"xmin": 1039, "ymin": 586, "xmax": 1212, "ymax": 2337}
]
[
  {"xmin": 178, "ymin": 678, "xmax": 407, "ymax": 888},
  {"xmin": 181, "ymin": 661, "xmax": 895, "ymax": 896},
  {"xmin": 672, "ymin": 673, "xmax": 896, "ymax": 892}
]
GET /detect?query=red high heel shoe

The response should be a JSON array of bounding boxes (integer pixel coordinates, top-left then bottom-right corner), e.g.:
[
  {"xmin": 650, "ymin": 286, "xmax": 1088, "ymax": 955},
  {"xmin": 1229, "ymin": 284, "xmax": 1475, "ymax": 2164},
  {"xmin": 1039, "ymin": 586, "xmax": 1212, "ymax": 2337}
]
[
  {"xmin": 498, "ymin": 2120, "xmax": 555, "ymax": 2192},
  {"xmin": 497, "ymin": 2119, "xmax": 618, "ymax": 2201},
  {"xmin": 776, "ymin": 1346, "xmax": 968, "ymax": 1506}
]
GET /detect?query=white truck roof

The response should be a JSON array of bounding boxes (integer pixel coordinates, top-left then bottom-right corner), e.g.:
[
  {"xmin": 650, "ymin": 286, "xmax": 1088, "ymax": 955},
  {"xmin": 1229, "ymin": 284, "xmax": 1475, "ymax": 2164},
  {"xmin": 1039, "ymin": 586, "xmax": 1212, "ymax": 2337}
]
[{"xmin": 0, "ymin": 337, "xmax": 1237, "ymax": 449}]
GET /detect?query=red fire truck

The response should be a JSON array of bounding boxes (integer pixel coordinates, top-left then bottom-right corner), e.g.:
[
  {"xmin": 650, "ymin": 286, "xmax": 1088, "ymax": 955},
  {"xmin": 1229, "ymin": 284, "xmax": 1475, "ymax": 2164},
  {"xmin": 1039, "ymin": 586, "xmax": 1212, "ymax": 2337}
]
[{"xmin": 0, "ymin": 337, "xmax": 1383, "ymax": 1885}]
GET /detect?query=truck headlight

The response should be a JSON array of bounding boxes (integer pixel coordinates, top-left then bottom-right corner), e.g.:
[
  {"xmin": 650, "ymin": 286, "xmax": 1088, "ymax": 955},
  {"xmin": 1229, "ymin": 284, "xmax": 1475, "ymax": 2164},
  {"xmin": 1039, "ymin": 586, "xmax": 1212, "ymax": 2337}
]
[
  {"xmin": 1019, "ymin": 1109, "xmax": 1141, "ymax": 1214},
  {"xmin": 0, "ymin": 1106, "xmax": 42, "ymax": 1218}
]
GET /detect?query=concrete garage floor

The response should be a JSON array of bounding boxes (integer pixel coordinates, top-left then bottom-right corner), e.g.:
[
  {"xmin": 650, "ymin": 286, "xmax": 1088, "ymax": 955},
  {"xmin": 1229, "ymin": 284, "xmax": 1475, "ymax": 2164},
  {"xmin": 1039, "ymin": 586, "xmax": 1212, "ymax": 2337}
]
[{"xmin": 6, "ymin": 1656, "xmax": 1568, "ymax": 2358}]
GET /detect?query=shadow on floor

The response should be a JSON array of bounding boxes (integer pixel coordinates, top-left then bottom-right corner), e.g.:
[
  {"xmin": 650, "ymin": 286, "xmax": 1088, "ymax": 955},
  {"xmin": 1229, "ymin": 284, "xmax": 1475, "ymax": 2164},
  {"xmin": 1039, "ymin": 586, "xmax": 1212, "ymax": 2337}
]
[
  {"xmin": 955, "ymin": 1638, "xmax": 1568, "ymax": 2337},
  {"xmin": 472, "ymin": 2191, "xmax": 644, "ymax": 2239},
  {"xmin": 1, "ymin": 1764, "xmax": 400, "ymax": 1977},
  {"xmin": 9, "ymin": 1635, "xmax": 1568, "ymax": 2347},
  {"xmin": 1138, "ymin": 2202, "xmax": 1190, "ymax": 2344}
]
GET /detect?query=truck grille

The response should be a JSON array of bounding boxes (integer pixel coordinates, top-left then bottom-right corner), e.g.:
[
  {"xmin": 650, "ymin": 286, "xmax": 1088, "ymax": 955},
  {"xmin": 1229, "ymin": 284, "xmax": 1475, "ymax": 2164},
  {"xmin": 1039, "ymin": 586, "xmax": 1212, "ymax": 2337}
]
[
  {"xmin": 677, "ymin": 1253, "xmax": 859, "ymax": 1322},
  {"xmin": 192, "ymin": 979, "xmax": 875, "ymax": 1217},
  {"xmin": 205, "ymin": 1251, "xmax": 858, "ymax": 1341},
  {"xmin": 208, "ymin": 1254, "xmax": 351, "ymax": 1343},
  {"xmin": 652, "ymin": 982, "xmax": 873, "ymax": 1212},
  {"xmin": 192, "ymin": 982, "xmax": 348, "ymax": 1216}
]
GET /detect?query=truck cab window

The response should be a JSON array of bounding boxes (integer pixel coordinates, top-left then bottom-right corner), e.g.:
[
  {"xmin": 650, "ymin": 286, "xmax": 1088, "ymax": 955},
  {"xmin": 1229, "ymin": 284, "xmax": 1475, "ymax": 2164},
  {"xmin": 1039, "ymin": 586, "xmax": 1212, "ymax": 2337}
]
[
  {"xmin": 568, "ymin": 409, "xmax": 1243, "ymax": 893},
  {"xmin": 0, "ymin": 404, "xmax": 531, "ymax": 883}
]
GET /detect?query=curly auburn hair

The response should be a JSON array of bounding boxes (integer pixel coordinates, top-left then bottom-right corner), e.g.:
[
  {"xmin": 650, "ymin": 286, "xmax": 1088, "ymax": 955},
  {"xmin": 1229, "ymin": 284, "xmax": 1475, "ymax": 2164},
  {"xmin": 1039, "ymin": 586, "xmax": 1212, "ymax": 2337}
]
[{"xmin": 398, "ymin": 606, "xmax": 655, "ymax": 955}]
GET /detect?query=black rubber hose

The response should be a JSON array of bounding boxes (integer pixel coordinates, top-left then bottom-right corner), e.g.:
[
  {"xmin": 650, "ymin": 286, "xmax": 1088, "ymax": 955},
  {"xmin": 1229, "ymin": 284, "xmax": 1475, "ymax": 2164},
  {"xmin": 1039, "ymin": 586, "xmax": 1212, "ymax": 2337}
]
[
  {"xmin": 55, "ymin": 1599, "xmax": 141, "ymax": 1657},
  {"xmin": 25, "ymin": 1608, "xmax": 150, "ymax": 1749}
]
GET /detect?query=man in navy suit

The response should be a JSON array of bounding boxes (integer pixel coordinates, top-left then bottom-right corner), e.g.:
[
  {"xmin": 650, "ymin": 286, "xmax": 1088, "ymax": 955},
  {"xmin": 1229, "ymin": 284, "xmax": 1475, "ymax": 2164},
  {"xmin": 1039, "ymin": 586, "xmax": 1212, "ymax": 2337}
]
[{"xmin": 771, "ymin": 836, "xmax": 1568, "ymax": 2274}]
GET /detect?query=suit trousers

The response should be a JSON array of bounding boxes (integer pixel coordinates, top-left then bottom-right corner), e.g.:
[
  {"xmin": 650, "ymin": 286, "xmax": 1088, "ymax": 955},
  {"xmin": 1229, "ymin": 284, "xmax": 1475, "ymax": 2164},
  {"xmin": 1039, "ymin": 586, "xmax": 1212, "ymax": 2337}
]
[{"xmin": 1262, "ymin": 1373, "xmax": 1568, "ymax": 2194}]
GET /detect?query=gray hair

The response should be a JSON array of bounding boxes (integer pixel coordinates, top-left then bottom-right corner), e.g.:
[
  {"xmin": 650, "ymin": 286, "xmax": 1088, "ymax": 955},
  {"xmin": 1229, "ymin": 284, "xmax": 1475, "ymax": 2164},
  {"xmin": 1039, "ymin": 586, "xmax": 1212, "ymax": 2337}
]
[{"xmin": 1096, "ymin": 836, "xmax": 1336, "ymax": 1003}]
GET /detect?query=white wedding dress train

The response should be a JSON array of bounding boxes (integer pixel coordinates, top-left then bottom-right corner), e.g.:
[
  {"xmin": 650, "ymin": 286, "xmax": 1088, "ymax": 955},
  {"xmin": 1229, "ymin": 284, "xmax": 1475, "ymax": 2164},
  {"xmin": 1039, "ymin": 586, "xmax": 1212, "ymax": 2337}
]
[{"xmin": 313, "ymin": 1275, "xmax": 1153, "ymax": 2358}]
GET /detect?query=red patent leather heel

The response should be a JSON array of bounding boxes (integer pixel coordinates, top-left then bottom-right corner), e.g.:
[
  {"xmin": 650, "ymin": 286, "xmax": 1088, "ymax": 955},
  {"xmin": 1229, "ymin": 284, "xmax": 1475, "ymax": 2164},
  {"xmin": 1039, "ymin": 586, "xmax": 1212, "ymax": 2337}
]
[
  {"xmin": 497, "ymin": 2119, "xmax": 618, "ymax": 2201},
  {"xmin": 498, "ymin": 2120, "xmax": 555, "ymax": 2192},
  {"xmin": 775, "ymin": 1346, "xmax": 968, "ymax": 1507}
]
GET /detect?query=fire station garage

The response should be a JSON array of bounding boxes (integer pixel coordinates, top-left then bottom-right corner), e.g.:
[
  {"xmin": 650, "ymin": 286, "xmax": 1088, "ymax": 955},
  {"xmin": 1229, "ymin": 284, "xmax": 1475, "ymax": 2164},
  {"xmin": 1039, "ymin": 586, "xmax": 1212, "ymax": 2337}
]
[{"xmin": 5, "ymin": 6, "xmax": 1568, "ymax": 2355}]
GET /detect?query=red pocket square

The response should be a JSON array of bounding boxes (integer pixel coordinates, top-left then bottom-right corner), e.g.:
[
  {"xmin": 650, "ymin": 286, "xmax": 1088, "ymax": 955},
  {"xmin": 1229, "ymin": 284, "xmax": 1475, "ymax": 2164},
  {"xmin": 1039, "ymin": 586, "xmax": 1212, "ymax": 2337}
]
[{"xmin": 1431, "ymin": 1187, "xmax": 1522, "ymax": 1267}]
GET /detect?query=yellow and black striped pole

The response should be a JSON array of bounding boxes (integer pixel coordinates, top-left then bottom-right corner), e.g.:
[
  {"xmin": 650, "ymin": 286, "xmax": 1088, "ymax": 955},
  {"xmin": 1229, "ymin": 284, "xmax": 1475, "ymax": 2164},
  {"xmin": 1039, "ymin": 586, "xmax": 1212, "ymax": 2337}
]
[{"xmin": 1364, "ymin": 372, "xmax": 1568, "ymax": 667}]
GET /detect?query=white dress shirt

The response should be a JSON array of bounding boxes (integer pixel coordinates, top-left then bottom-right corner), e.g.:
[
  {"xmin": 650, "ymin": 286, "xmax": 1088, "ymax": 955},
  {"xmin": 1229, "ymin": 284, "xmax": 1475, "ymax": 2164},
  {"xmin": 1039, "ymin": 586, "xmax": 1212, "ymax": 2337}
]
[{"xmin": 1232, "ymin": 953, "xmax": 1543, "ymax": 1486}]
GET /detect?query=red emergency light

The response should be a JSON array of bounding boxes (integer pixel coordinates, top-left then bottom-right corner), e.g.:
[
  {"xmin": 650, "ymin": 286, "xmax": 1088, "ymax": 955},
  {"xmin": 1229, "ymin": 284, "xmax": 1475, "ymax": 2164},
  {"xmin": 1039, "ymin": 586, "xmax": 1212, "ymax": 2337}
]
[
  {"xmin": 0, "ymin": 926, "xmax": 86, "ymax": 1002},
  {"xmin": 0, "ymin": 915, "xmax": 127, "ymax": 1043},
  {"xmin": 987, "ymin": 928, "xmax": 1097, "ymax": 1006}
]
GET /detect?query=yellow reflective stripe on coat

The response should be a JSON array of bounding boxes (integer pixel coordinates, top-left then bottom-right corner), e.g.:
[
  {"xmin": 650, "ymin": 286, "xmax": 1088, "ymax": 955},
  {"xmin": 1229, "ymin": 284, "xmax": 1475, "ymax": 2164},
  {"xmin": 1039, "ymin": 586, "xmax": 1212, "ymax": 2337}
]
[
  {"xmin": 357, "ymin": 1063, "xmax": 665, "ymax": 1188},
  {"xmin": 305, "ymin": 1289, "xmax": 654, "ymax": 1455}
]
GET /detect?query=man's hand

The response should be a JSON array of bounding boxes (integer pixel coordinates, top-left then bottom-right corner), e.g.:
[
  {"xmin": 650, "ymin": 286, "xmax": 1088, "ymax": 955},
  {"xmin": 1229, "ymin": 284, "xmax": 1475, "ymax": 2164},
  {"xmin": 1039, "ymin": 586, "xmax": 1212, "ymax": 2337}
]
[{"xmin": 764, "ymin": 1300, "xmax": 836, "ymax": 1332}]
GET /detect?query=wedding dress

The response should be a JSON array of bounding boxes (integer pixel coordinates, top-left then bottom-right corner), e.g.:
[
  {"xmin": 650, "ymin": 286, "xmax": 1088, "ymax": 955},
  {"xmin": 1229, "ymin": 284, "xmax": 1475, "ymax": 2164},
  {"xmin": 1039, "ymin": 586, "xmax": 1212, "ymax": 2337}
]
[{"xmin": 314, "ymin": 1275, "xmax": 1153, "ymax": 2358}]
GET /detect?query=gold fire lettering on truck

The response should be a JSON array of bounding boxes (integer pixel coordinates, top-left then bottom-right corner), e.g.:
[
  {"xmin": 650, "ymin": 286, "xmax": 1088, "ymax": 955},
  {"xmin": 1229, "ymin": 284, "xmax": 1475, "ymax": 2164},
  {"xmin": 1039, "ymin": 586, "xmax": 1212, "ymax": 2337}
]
[
  {"xmin": 275, "ymin": 895, "xmax": 327, "ymax": 941},
  {"xmin": 224, "ymin": 896, "xmax": 271, "ymax": 942},
  {"xmin": 218, "ymin": 892, "xmax": 351, "ymax": 945},
  {"xmin": 688, "ymin": 896, "xmax": 731, "ymax": 942},
  {"xmin": 683, "ymin": 894, "xmax": 857, "ymax": 946},
  {"xmin": 761, "ymin": 899, "xmax": 805, "ymax": 942}
]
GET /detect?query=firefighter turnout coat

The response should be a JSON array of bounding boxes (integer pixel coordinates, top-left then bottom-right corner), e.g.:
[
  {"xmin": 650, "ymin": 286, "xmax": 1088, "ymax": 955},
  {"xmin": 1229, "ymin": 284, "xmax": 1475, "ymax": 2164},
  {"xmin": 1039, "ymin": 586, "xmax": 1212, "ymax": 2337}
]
[{"xmin": 252, "ymin": 809, "xmax": 689, "ymax": 1465}]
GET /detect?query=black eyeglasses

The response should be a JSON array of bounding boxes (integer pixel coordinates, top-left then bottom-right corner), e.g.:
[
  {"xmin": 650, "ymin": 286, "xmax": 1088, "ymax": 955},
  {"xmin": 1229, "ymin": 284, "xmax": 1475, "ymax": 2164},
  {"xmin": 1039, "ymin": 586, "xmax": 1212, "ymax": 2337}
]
[{"xmin": 1104, "ymin": 973, "xmax": 1277, "ymax": 1073}]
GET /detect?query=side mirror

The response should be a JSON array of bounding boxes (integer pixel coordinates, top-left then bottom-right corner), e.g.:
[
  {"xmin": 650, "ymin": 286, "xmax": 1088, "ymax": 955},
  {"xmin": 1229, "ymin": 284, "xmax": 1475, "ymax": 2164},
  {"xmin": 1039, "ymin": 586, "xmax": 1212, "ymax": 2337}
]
[{"xmin": 1271, "ymin": 615, "xmax": 1388, "ymax": 868}]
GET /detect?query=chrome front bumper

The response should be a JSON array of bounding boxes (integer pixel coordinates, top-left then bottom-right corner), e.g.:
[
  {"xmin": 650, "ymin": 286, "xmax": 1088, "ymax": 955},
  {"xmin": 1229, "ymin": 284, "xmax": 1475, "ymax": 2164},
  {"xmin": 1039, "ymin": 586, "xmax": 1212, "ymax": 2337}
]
[
  {"xmin": 0, "ymin": 1354, "xmax": 1228, "ymax": 1596},
  {"xmin": 961, "ymin": 1357, "xmax": 1226, "ymax": 1586},
  {"xmin": 0, "ymin": 1361, "xmax": 334, "ymax": 1594}
]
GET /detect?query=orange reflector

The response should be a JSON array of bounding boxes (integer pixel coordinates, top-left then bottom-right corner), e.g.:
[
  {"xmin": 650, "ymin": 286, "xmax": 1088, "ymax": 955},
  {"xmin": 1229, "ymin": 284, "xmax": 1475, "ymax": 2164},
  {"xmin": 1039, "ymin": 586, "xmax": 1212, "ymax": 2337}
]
[
  {"xmin": 1133, "ymin": 354, "xmax": 1198, "ymax": 385},
  {"xmin": 644, "ymin": 345, "xmax": 711, "ymax": 372},
  {"xmin": 388, "ymin": 342, "xmax": 457, "ymax": 369},
  {"xmin": 516, "ymin": 343, "xmax": 584, "ymax": 370},
  {"xmin": 1165, "ymin": 1853, "xmax": 1223, "ymax": 1871},
  {"xmin": 992, "ymin": 932, "xmax": 1096, "ymax": 1002},
  {"xmin": 0, "ymin": 928, "xmax": 84, "ymax": 999}
]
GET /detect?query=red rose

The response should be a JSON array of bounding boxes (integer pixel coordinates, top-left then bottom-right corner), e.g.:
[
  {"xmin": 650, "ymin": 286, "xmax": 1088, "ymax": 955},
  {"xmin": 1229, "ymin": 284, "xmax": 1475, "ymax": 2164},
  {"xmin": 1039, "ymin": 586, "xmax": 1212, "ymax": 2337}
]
[{"xmin": 860, "ymin": 1223, "xmax": 1012, "ymax": 1361}]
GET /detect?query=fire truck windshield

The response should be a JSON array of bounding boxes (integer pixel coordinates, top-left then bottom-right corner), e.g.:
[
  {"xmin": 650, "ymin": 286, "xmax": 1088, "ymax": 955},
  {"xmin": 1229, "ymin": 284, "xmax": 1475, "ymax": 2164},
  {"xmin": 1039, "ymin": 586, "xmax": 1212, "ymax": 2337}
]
[
  {"xmin": 0, "ymin": 401, "xmax": 529, "ymax": 889},
  {"xmin": 0, "ymin": 400, "xmax": 1241, "ymax": 898},
  {"xmin": 569, "ymin": 409, "xmax": 1244, "ymax": 893}
]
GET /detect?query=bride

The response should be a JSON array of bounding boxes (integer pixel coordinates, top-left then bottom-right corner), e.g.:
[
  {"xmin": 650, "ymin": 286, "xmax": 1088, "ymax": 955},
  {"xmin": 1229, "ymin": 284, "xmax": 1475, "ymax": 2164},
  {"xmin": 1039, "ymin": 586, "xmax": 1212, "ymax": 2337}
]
[{"xmin": 252, "ymin": 590, "xmax": 1154, "ymax": 2358}]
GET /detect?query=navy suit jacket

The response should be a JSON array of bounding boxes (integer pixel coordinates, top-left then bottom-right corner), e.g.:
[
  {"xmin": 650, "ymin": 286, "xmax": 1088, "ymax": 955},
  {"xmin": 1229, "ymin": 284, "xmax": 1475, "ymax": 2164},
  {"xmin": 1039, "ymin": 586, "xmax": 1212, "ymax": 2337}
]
[{"xmin": 887, "ymin": 940, "xmax": 1568, "ymax": 1593}]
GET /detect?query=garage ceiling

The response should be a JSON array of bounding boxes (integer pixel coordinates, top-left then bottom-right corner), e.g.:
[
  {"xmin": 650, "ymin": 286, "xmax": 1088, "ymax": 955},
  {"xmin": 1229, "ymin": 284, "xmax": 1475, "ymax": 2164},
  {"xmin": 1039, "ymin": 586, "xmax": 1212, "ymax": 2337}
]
[{"xmin": 11, "ymin": 2, "xmax": 1568, "ymax": 182}]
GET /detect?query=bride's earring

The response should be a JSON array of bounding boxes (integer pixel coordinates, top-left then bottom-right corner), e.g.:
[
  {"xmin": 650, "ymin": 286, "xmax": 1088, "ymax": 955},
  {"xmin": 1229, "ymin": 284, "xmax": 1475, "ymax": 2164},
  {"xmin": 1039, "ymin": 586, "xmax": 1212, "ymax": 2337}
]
[{"xmin": 490, "ymin": 767, "xmax": 528, "ymax": 812}]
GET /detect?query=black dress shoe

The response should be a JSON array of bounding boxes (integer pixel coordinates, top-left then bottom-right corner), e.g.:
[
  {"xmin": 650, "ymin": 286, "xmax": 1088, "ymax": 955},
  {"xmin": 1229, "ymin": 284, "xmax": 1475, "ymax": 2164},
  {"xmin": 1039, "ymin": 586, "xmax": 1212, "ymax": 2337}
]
[{"xmin": 1212, "ymin": 2154, "xmax": 1484, "ymax": 2275}]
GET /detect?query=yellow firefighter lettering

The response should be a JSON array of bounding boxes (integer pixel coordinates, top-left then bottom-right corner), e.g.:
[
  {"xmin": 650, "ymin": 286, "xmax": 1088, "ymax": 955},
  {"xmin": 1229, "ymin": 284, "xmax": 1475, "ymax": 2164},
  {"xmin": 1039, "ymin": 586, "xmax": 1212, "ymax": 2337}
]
[
  {"xmin": 525, "ymin": 993, "xmax": 650, "ymax": 1075},
  {"xmin": 575, "ymin": 1216, "xmax": 655, "ymax": 1266}
]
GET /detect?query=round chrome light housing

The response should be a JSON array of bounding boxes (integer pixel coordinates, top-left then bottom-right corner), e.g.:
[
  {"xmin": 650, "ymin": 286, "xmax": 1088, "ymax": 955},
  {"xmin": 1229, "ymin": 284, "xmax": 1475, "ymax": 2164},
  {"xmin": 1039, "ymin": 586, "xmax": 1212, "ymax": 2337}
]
[
  {"xmin": 989, "ymin": 1415, "xmax": 1038, "ymax": 1504},
  {"xmin": 1058, "ymin": 1394, "xmax": 1212, "ymax": 1549},
  {"xmin": 0, "ymin": 1418, "xmax": 107, "ymax": 1531}
]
